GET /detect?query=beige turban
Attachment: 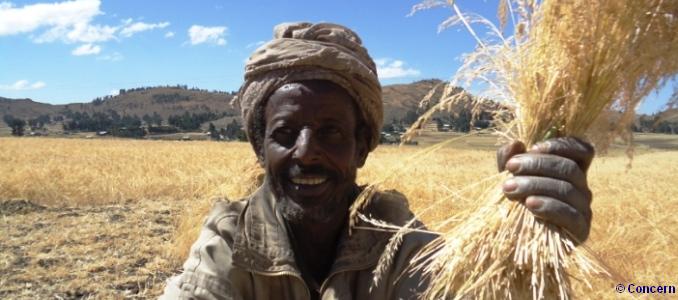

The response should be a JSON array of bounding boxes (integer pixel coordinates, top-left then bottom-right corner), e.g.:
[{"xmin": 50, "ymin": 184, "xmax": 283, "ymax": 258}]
[{"xmin": 233, "ymin": 22, "xmax": 383, "ymax": 160}]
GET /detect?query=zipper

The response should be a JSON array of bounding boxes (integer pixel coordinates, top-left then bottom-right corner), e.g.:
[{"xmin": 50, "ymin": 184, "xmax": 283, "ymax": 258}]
[
  {"xmin": 245, "ymin": 263, "xmax": 377, "ymax": 299},
  {"xmin": 245, "ymin": 268, "xmax": 312, "ymax": 300},
  {"xmin": 318, "ymin": 262, "xmax": 378, "ymax": 296}
]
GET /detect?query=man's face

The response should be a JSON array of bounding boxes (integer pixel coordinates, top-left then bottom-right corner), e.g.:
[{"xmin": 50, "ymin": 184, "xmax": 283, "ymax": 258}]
[{"xmin": 263, "ymin": 80, "xmax": 368, "ymax": 224}]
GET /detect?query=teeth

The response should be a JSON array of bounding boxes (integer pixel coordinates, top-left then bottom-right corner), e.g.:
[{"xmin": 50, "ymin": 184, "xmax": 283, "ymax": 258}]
[{"xmin": 291, "ymin": 177, "xmax": 327, "ymax": 185}]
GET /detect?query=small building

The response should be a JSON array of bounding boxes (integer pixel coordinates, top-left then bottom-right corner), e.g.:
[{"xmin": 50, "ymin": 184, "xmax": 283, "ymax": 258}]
[
  {"xmin": 380, "ymin": 132, "xmax": 400, "ymax": 144},
  {"xmin": 441, "ymin": 124, "xmax": 451, "ymax": 131}
]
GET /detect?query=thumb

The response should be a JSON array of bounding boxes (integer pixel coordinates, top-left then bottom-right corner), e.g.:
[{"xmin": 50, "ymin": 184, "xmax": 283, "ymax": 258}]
[{"xmin": 497, "ymin": 140, "xmax": 526, "ymax": 172}]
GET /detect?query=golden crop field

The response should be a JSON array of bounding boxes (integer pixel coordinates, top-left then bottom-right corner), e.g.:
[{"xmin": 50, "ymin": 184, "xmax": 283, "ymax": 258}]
[{"xmin": 1, "ymin": 136, "xmax": 677, "ymax": 299}]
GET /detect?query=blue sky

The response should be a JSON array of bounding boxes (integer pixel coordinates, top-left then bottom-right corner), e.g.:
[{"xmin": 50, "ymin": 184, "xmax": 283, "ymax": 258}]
[{"xmin": 0, "ymin": 0, "xmax": 673, "ymax": 114}]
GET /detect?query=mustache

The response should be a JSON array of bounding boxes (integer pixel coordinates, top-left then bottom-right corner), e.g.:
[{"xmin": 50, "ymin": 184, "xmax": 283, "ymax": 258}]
[{"xmin": 287, "ymin": 164, "xmax": 334, "ymax": 178}]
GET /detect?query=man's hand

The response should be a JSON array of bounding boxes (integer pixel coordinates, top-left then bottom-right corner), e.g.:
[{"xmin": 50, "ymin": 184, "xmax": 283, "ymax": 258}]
[{"xmin": 497, "ymin": 137, "xmax": 594, "ymax": 244}]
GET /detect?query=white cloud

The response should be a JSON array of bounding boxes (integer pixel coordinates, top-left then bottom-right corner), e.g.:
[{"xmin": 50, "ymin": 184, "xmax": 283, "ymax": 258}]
[
  {"xmin": 0, "ymin": 0, "xmax": 169, "ymax": 46},
  {"xmin": 246, "ymin": 40, "xmax": 265, "ymax": 49},
  {"xmin": 164, "ymin": 31, "xmax": 174, "ymax": 38},
  {"xmin": 0, "ymin": 0, "xmax": 101, "ymax": 36},
  {"xmin": 120, "ymin": 21, "xmax": 169, "ymax": 37},
  {"xmin": 97, "ymin": 51, "xmax": 123, "ymax": 61},
  {"xmin": 188, "ymin": 25, "xmax": 227, "ymax": 46},
  {"xmin": 108, "ymin": 89, "xmax": 119, "ymax": 96},
  {"xmin": 71, "ymin": 43, "xmax": 101, "ymax": 55},
  {"xmin": 0, "ymin": 79, "xmax": 46, "ymax": 90},
  {"xmin": 375, "ymin": 58, "xmax": 421, "ymax": 79},
  {"xmin": 31, "ymin": 81, "xmax": 46, "ymax": 89},
  {"xmin": 56, "ymin": 23, "xmax": 116, "ymax": 43}
]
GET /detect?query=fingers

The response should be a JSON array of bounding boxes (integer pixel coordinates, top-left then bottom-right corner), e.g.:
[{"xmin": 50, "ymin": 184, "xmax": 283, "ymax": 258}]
[
  {"xmin": 505, "ymin": 153, "xmax": 588, "ymax": 192},
  {"xmin": 497, "ymin": 141, "xmax": 526, "ymax": 172},
  {"xmin": 523, "ymin": 195, "xmax": 591, "ymax": 243},
  {"xmin": 499, "ymin": 137, "xmax": 595, "ymax": 244},
  {"xmin": 503, "ymin": 176, "xmax": 592, "ymax": 221},
  {"xmin": 532, "ymin": 137, "xmax": 595, "ymax": 172}
]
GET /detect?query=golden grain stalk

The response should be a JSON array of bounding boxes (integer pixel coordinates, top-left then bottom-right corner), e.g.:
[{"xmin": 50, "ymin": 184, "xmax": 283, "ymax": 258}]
[{"xmin": 377, "ymin": 0, "xmax": 678, "ymax": 299}]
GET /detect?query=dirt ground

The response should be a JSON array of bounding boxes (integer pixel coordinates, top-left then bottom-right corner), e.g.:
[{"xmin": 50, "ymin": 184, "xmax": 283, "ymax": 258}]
[
  {"xmin": 0, "ymin": 198, "xmax": 185, "ymax": 299},
  {"xmin": 2, "ymin": 133, "xmax": 676, "ymax": 299}
]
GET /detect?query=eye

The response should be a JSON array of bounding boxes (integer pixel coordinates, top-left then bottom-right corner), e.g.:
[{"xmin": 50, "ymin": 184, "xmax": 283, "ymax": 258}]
[
  {"xmin": 318, "ymin": 125, "xmax": 344, "ymax": 142},
  {"xmin": 272, "ymin": 126, "xmax": 297, "ymax": 147}
]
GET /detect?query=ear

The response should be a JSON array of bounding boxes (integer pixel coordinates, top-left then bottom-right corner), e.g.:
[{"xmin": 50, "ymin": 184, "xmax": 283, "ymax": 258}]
[
  {"xmin": 355, "ymin": 127, "xmax": 370, "ymax": 168},
  {"xmin": 256, "ymin": 143, "xmax": 267, "ymax": 167}
]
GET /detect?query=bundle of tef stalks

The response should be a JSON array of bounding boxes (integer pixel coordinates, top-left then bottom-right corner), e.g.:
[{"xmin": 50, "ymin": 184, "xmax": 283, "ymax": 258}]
[{"xmin": 394, "ymin": 0, "xmax": 678, "ymax": 299}]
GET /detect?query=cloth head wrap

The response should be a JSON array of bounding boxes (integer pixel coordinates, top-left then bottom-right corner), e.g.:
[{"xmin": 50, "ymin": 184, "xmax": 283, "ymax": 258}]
[{"xmin": 233, "ymin": 22, "xmax": 383, "ymax": 161}]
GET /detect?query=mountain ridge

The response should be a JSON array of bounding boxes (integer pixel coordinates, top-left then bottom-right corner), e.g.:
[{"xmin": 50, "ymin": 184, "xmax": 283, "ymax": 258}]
[{"xmin": 0, "ymin": 80, "xmax": 444, "ymax": 126}]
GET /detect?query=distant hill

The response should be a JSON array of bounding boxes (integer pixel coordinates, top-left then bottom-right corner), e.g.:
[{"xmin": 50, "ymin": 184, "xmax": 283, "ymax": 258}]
[
  {"xmin": 0, "ymin": 97, "xmax": 65, "ymax": 120},
  {"xmin": 3, "ymin": 81, "xmax": 676, "ymax": 136},
  {"xmin": 381, "ymin": 79, "xmax": 444, "ymax": 123},
  {"xmin": 0, "ymin": 80, "xmax": 446, "ymax": 128},
  {"xmin": 90, "ymin": 87, "xmax": 238, "ymax": 120},
  {"xmin": 656, "ymin": 108, "xmax": 678, "ymax": 123},
  {"xmin": 2, "ymin": 86, "xmax": 237, "ymax": 122}
]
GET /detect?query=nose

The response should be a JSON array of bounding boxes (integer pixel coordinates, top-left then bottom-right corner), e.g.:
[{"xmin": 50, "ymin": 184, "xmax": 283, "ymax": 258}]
[{"xmin": 292, "ymin": 128, "xmax": 321, "ymax": 164}]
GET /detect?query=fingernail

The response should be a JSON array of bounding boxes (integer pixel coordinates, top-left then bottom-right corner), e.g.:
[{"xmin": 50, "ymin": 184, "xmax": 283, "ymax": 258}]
[
  {"xmin": 526, "ymin": 197, "xmax": 543, "ymax": 210},
  {"xmin": 531, "ymin": 144, "xmax": 541, "ymax": 152},
  {"xmin": 503, "ymin": 179, "xmax": 518, "ymax": 192},
  {"xmin": 506, "ymin": 158, "xmax": 520, "ymax": 172}
]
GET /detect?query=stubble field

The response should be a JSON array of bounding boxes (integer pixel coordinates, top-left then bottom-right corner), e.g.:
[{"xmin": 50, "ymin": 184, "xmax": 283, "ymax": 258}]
[{"xmin": 1, "ymin": 135, "xmax": 677, "ymax": 299}]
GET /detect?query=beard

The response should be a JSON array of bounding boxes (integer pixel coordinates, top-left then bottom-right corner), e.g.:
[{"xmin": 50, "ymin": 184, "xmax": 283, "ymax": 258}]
[
  {"xmin": 276, "ymin": 194, "xmax": 345, "ymax": 224},
  {"xmin": 267, "ymin": 163, "xmax": 357, "ymax": 225}
]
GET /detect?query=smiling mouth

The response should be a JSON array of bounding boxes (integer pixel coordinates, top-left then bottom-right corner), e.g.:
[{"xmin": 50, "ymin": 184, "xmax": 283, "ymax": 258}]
[{"xmin": 290, "ymin": 176, "xmax": 328, "ymax": 186}]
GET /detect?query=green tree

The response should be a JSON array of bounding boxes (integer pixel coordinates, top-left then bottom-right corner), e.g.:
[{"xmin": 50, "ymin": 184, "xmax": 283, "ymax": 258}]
[
  {"xmin": 142, "ymin": 114, "xmax": 153, "ymax": 125},
  {"xmin": 208, "ymin": 122, "xmax": 219, "ymax": 140},
  {"xmin": 435, "ymin": 118, "xmax": 444, "ymax": 131},
  {"xmin": 28, "ymin": 114, "xmax": 50, "ymax": 129},
  {"xmin": 3, "ymin": 115, "xmax": 26, "ymax": 136},
  {"xmin": 636, "ymin": 114, "xmax": 657, "ymax": 132},
  {"xmin": 152, "ymin": 112, "xmax": 163, "ymax": 126},
  {"xmin": 451, "ymin": 109, "xmax": 472, "ymax": 132}
]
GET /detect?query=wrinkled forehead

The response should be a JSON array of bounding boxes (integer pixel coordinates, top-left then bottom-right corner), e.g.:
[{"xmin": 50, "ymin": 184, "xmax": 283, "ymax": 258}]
[
  {"xmin": 264, "ymin": 80, "xmax": 360, "ymax": 123},
  {"xmin": 274, "ymin": 80, "xmax": 353, "ymax": 99}
]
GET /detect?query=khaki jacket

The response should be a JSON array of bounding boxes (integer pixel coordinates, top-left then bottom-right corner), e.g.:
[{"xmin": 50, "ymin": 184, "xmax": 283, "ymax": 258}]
[{"xmin": 161, "ymin": 185, "xmax": 435, "ymax": 300}]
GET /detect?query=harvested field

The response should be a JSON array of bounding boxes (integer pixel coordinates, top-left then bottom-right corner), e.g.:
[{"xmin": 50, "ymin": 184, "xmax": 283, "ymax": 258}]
[
  {"xmin": 1, "ymin": 135, "xmax": 677, "ymax": 299},
  {"xmin": 1, "ymin": 199, "xmax": 179, "ymax": 299}
]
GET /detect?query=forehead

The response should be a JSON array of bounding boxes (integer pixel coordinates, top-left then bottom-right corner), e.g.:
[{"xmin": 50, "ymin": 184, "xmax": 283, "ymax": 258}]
[{"xmin": 265, "ymin": 81, "xmax": 359, "ymax": 124}]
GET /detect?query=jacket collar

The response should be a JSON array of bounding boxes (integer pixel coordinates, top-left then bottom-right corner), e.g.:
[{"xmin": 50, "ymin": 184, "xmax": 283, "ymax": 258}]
[{"xmin": 231, "ymin": 184, "xmax": 391, "ymax": 276}]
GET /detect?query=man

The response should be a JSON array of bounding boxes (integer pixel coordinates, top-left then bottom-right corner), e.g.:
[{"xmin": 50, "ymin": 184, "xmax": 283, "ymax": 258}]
[{"xmin": 162, "ymin": 22, "xmax": 593, "ymax": 300}]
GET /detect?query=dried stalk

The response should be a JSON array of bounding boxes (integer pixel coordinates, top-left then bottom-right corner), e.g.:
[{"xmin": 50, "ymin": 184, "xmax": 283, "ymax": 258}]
[{"xmin": 386, "ymin": 1, "xmax": 678, "ymax": 299}]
